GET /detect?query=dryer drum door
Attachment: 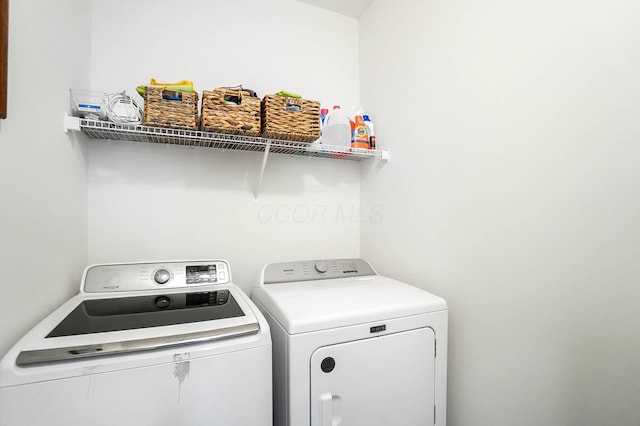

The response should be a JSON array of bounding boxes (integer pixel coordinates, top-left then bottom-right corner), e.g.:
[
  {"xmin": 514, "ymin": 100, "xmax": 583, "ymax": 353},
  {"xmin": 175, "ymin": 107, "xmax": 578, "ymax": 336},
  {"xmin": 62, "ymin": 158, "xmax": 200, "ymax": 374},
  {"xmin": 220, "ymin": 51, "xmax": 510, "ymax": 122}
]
[{"xmin": 310, "ymin": 327, "xmax": 435, "ymax": 426}]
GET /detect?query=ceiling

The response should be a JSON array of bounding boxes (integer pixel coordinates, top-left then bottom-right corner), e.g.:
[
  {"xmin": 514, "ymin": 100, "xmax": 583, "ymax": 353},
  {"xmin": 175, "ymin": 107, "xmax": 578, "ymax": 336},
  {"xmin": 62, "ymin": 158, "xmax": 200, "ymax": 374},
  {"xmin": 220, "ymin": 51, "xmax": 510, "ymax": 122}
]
[{"xmin": 296, "ymin": 0, "xmax": 375, "ymax": 18}]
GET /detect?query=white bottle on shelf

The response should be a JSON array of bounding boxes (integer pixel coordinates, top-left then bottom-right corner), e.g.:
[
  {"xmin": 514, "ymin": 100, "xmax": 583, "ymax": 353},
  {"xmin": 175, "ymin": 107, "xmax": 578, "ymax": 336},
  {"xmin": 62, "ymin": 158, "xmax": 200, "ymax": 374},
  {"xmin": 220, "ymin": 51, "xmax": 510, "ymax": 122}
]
[
  {"xmin": 322, "ymin": 105, "xmax": 351, "ymax": 148},
  {"xmin": 363, "ymin": 115, "xmax": 376, "ymax": 150}
]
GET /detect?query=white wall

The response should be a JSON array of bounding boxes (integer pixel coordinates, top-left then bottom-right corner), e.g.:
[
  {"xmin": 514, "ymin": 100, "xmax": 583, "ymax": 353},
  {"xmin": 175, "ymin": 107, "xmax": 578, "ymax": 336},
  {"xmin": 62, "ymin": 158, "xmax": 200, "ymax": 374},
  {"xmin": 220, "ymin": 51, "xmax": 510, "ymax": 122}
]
[
  {"xmin": 0, "ymin": 0, "xmax": 90, "ymax": 356},
  {"xmin": 360, "ymin": 0, "xmax": 640, "ymax": 425},
  {"xmin": 87, "ymin": 0, "xmax": 362, "ymax": 292}
]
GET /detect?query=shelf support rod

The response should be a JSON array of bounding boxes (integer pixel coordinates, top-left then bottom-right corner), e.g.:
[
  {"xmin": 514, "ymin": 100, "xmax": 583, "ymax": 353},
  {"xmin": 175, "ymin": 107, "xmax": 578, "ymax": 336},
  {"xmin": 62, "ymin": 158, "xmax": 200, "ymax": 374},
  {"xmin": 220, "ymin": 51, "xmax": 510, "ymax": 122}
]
[{"xmin": 254, "ymin": 140, "xmax": 271, "ymax": 200}]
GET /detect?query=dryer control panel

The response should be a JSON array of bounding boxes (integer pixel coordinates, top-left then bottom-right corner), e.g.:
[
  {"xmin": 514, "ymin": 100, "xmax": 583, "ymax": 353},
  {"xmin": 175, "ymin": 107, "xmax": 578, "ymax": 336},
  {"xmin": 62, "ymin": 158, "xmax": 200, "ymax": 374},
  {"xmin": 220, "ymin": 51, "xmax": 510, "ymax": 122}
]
[
  {"xmin": 83, "ymin": 260, "xmax": 231, "ymax": 293},
  {"xmin": 262, "ymin": 258, "xmax": 376, "ymax": 285}
]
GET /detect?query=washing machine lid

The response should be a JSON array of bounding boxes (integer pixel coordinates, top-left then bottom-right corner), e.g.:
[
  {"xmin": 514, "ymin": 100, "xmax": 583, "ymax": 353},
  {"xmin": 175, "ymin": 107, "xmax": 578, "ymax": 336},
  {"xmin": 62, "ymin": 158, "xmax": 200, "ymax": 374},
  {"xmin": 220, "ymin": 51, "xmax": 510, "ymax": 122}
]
[
  {"xmin": 13, "ymin": 284, "xmax": 260, "ymax": 366},
  {"xmin": 45, "ymin": 288, "xmax": 244, "ymax": 338},
  {"xmin": 10, "ymin": 260, "xmax": 263, "ymax": 366},
  {"xmin": 253, "ymin": 258, "xmax": 447, "ymax": 334}
]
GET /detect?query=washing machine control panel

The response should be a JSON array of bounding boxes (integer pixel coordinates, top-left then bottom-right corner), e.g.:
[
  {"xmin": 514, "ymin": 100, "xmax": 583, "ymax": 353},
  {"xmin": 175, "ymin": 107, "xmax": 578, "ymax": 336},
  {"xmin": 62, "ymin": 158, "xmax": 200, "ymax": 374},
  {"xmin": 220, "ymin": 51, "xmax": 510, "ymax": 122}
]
[
  {"xmin": 263, "ymin": 258, "xmax": 377, "ymax": 284},
  {"xmin": 83, "ymin": 260, "xmax": 231, "ymax": 293}
]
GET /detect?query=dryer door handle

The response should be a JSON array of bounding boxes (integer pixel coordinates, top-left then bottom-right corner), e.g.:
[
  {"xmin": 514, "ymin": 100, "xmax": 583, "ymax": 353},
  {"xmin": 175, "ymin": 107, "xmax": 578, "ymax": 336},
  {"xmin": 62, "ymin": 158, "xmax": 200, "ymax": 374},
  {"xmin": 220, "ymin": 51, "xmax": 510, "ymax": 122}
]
[{"xmin": 320, "ymin": 393, "xmax": 333, "ymax": 426}]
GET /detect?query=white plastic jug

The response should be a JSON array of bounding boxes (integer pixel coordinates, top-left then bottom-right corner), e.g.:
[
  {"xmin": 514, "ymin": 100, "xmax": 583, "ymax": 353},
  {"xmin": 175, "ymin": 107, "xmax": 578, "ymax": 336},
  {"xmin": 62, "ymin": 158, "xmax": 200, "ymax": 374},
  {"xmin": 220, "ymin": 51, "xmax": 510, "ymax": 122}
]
[{"xmin": 322, "ymin": 105, "xmax": 351, "ymax": 148}]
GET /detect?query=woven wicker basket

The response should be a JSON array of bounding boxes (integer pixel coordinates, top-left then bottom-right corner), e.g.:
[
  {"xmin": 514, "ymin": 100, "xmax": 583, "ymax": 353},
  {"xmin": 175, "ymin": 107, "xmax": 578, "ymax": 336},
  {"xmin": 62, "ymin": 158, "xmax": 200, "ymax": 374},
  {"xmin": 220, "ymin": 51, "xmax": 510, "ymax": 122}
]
[
  {"xmin": 261, "ymin": 95, "xmax": 321, "ymax": 143},
  {"xmin": 143, "ymin": 86, "xmax": 198, "ymax": 130},
  {"xmin": 200, "ymin": 88, "xmax": 261, "ymax": 136}
]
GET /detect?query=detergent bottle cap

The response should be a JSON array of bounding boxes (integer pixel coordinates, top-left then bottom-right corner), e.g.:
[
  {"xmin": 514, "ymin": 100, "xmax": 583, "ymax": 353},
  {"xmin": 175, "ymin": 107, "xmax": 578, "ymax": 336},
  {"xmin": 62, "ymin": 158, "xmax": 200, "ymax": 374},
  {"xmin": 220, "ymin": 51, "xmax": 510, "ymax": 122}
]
[{"xmin": 363, "ymin": 115, "xmax": 371, "ymax": 121}]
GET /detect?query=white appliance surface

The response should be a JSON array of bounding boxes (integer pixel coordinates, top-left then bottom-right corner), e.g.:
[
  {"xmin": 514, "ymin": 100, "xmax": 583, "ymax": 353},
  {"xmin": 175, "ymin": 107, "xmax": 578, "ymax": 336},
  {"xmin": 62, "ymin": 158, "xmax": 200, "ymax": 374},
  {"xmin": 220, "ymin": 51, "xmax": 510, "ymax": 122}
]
[
  {"xmin": 251, "ymin": 258, "xmax": 448, "ymax": 426},
  {"xmin": 0, "ymin": 260, "xmax": 272, "ymax": 426},
  {"xmin": 256, "ymin": 274, "xmax": 447, "ymax": 334},
  {"xmin": 311, "ymin": 327, "xmax": 436, "ymax": 425}
]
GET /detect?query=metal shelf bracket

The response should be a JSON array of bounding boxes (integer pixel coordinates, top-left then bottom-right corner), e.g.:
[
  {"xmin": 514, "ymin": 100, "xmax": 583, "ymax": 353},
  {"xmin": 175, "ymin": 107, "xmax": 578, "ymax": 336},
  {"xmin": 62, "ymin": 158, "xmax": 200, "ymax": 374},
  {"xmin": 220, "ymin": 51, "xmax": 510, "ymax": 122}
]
[{"xmin": 254, "ymin": 140, "xmax": 271, "ymax": 201}]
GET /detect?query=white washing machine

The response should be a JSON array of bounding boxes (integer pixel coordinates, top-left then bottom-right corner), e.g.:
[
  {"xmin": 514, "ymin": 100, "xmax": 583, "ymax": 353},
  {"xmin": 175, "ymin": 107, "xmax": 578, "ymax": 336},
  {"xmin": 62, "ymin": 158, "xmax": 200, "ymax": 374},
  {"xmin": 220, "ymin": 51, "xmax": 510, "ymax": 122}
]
[
  {"xmin": 0, "ymin": 260, "xmax": 272, "ymax": 426},
  {"xmin": 251, "ymin": 258, "xmax": 448, "ymax": 426}
]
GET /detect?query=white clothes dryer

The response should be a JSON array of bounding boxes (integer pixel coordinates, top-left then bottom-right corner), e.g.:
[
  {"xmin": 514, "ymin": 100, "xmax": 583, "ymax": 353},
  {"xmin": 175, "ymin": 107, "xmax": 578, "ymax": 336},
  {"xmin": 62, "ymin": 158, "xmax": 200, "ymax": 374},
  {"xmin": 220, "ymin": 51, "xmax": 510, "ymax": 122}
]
[
  {"xmin": 0, "ymin": 260, "xmax": 272, "ymax": 426},
  {"xmin": 251, "ymin": 258, "xmax": 448, "ymax": 426}
]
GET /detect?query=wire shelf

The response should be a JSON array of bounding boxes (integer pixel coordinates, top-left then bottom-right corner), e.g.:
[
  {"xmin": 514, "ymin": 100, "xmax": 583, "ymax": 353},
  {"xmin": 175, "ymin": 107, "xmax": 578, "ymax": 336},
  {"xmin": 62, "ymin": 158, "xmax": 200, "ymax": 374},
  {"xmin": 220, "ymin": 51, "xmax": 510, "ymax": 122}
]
[{"xmin": 75, "ymin": 118, "xmax": 387, "ymax": 161}]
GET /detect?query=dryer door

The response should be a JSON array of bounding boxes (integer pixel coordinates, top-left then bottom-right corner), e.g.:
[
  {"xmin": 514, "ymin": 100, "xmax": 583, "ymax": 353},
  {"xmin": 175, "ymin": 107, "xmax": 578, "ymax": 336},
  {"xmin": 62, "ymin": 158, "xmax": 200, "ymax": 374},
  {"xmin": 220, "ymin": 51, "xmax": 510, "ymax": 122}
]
[{"xmin": 310, "ymin": 327, "xmax": 435, "ymax": 426}]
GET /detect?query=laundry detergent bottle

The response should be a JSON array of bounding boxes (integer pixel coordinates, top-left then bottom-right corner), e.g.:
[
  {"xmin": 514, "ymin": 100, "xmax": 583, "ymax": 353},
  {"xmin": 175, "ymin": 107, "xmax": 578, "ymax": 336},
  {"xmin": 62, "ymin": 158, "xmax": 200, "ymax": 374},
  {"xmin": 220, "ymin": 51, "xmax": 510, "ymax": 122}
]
[
  {"xmin": 363, "ymin": 115, "xmax": 376, "ymax": 150},
  {"xmin": 350, "ymin": 114, "xmax": 370, "ymax": 149},
  {"xmin": 322, "ymin": 106, "xmax": 351, "ymax": 148}
]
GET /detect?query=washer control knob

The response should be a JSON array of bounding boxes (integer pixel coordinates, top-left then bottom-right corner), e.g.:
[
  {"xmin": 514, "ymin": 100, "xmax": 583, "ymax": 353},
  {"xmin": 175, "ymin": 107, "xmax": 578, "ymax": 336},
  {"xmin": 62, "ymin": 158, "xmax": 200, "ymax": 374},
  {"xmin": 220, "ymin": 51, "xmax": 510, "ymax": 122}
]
[
  {"xmin": 315, "ymin": 261, "xmax": 328, "ymax": 273},
  {"xmin": 155, "ymin": 296, "xmax": 170, "ymax": 309},
  {"xmin": 154, "ymin": 269, "xmax": 171, "ymax": 285}
]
